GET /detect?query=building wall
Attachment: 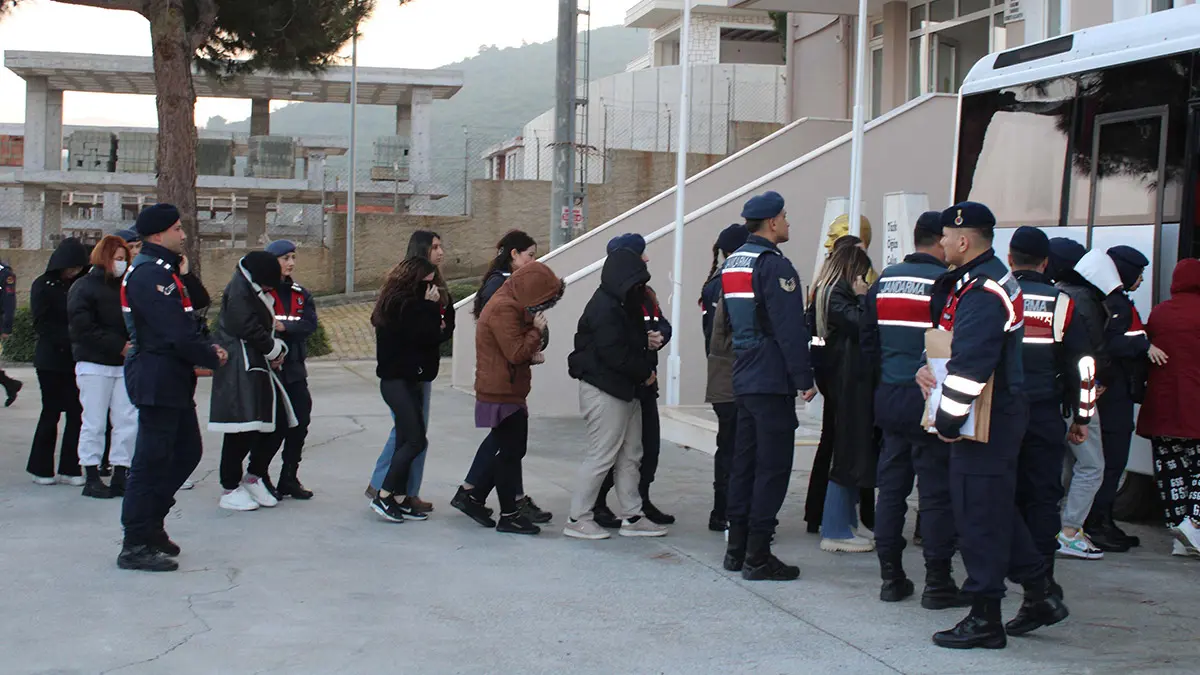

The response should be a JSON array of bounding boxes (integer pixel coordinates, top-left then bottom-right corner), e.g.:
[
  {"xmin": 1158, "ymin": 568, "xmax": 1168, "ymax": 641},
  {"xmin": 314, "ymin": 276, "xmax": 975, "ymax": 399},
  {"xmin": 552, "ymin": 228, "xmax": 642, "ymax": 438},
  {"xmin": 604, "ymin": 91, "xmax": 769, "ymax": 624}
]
[
  {"xmin": 787, "ymin": 14, "xmax": 850, "ymax": 121},
  {"xmin": 721, "ymin": 39, "xmax": 785, "ymax": 65}
]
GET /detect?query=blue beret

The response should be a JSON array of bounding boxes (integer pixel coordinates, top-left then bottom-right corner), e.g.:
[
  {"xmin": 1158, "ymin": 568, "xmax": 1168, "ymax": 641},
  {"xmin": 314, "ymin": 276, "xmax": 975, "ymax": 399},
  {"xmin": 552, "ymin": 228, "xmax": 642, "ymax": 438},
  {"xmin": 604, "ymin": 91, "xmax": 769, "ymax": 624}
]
[
  {"xmin": 741, "ymin": 191, "xmax": 785, "ymax": 220},
  {"xmin": 1046, "ymin": 238, "xmax": 1086, "ymax": 282},
  {"xmin": 1107, "ymin": 245, "xmax": 1149, "ymax": 289},
  {"xmin": 716, "ymin": 224, "xmax": 749, "ymax": 254},
  {"xmin": 265, "ymin": 239, "xmax": 297, "ymax": 257},
  {"xmin": 940, "ymin": 201, "xmax": 996, "ymax": 231},
  {"xmin": 1009, "ymin": 226, "xmax": 1050, "ymax": 259},
  {"xmin": 135, "ymin": 203, "xmax": 181, "ymax": 237},
  {"xmin": 114, "ymin": 228, "xmax": 140, "ymax": 243},
  {"xmin": 915, "ymin": 210, "xmax": 943, "ymax": 237},
  {"xmin": 606, "ymin": 233, "xmax": 645, "ymax": 256}
]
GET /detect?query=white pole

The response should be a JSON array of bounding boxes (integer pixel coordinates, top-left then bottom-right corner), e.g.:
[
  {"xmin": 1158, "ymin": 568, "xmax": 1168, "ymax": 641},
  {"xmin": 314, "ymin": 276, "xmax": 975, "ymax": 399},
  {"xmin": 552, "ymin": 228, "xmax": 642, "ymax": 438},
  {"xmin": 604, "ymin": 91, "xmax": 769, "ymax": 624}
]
[
  {"xmin": 345, "ymin": 30, "xmax": 359, "ymax": 293},
  {"xmin": 848, "ymin": 0, "xmax": 868, "ymax": 239},
  {"xmin": 666, "ymin": 0, "xmax": 692, "ymax": 407}
]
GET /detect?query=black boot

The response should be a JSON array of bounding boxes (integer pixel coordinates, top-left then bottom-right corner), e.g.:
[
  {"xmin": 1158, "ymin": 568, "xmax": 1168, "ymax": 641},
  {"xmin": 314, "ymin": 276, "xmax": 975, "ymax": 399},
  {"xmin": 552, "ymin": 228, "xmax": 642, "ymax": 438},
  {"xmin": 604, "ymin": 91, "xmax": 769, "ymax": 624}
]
[
  {"xmin": 1103, "ymin": 514, "xmax": 1140, "ymax": 548},
  {"xmin": 1005, "ymin": 576, "xmax": 1069, "ymax": 636},
  {"xmin": 724, "ymin": 521, "xmax": 748, "ymax": 572},
  {"xmin": 641, "ymin": 498, "xmax": 676, "ymax": 525},
  {"xmin": 151, "ymin": 528, "xmax": 182, "ymax": 557},
  {"xmin": 0, "ymin": 372, "xmax": 21, "ymax": 407},
  {"xmin": 912, "ymin": 513, "xmax": 923, "ymax": 547},
  {"xmin": 710, "ymin": 489, "xmax": 727, "ymax": 532},
  {"xmin": 742, "ymin": 532, "xmax": 800, "ymax": 581},
  {"xmin": 117, "ymin": 542, "xmax": 179, "ymax": 572},
  {"xmin": 516, "ymin": 496, "xmax": 553, "ymax": 524},
  {"xmin": 593, "ymin": 502, "xmax": 622, "ymax": 529},
  {"xmin": 922, "ymin": 559, "xmax": 971, "ymax": 610},
  {"xmin": 277, "ymin": 464, "xmax": 314, "ymax": 500},
  {"xmin": 879, "ymin": 557, "xmax": 915, "ymax": 602},
  {"xmin": 110, "ymin": 466, "xmax": 128, "ymax": 497},
  {"xmin": 82, "ymin": 466, "xmax": 113, "ymax": 499},
  {"xmin": 451, "ymin": 486, "xmax": 495, "ymax": 528},
  {"xmin": 1084, "ymin": 514, "xmax": 1131, "ymax": 552},
  {"xmin": 1044, "ymin": 554, "xmax": 1063, "ymax": 601},
  {"xmin": 933, "ymin": 597, "xmax": 1006, "ymax": 649}
]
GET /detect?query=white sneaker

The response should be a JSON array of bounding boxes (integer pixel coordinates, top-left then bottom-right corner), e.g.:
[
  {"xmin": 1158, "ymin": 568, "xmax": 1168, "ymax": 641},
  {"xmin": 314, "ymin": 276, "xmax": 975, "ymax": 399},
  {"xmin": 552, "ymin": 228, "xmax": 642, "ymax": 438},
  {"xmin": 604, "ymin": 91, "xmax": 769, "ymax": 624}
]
[
  {"xmin": 563, "ymin": 518, "xmax": 611, "ymax": 540},
  {"xmin": 31, "ymin": 476, "xmax": 56, "ymax": 486},
  {"xmin": 57, "ymin": 475, "xmax": 85, "ymax": 487},
  {"xmin": 856, "ymin": 525, "xmax": 875, "ymax": 540},
  {"xmin": 219, "ymin": 486, "xmax": 260, "ymax": 511},
  {"xmin": 1171, "ymin": 540, "xmax": 1189, "ymax": 557},
  {"xmin": 619, "ymin": 517, "xmax": 668, "ymax": 538},
  {"xmin": 1170, "ymin": 518, "xmax": 1200, "ymax": 555},
  {"xmin": 179, "ymin": 480, "xmax": 195, "ymax": 490},
  {"xmin": 241, "ymin": 476, "xmax": 278, "ymax": 507},
  {"xmin": 820, "ymin": 535, "xmax": 875, "ymax": 553}
]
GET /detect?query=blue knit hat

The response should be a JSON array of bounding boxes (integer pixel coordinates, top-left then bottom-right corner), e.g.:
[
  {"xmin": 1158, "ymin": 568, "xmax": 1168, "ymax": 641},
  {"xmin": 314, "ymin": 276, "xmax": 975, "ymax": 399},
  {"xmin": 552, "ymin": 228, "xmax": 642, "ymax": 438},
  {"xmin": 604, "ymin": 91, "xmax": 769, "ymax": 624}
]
[
  {"xmin": 134, "ymin": 203, "xmax": 181, "ymax": 237},
  {"xmin": 914, "ymin": 211, "xmax": 943, "ymax": 237},
  {"xmin": 114, "ymin": 228, "xmax": 140, "ymax": 243},
  {"xmin": 606, "ymin": 233, "xmax": 646, "ymax": 256},
  {"xmin": 1009, "ymin": 226, "xmax": 1050, "ymax": 260},
  {"xmin": 265, "ymin": 239, "xmax": 296, "ymax": 257},
  {"xmin": 1107, "ymin": 245, "xmax": 1149, "ymax": 290},
  {"xmin": 1046, "ymin": 237, "xmax": 1086, "ymax": 282},
  {"xmin": 716, "ymin": 224, "xmax": 749, "ymax": 254}
]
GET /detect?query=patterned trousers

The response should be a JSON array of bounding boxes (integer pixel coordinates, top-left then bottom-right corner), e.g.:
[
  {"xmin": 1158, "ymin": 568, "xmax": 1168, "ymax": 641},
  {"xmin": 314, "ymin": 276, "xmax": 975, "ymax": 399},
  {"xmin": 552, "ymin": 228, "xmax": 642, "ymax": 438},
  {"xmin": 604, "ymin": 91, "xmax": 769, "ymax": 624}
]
[{"xmin": 1151, "ymin": 437, "xmax": 1200, "ymax": 525}]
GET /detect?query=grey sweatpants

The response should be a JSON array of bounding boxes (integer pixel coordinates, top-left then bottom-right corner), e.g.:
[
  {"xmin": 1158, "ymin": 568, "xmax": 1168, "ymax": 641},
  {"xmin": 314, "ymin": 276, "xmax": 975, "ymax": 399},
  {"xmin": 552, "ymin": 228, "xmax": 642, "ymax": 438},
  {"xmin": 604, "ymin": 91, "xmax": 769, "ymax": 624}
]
[
  {"xmin": 569, "ymin": 381, "xmax": 644, "ymax": 522},
  {"xmin": 1061, "ymin": 409, "xmax": 1105, "ymax": 530}
]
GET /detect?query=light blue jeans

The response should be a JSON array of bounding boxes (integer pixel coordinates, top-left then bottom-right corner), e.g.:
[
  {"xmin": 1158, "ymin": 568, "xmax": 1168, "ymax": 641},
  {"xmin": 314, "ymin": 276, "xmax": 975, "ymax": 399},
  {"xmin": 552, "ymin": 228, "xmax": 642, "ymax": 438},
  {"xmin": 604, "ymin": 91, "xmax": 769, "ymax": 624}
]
[
  {"xmin": 370, "ymin": 381, "xmax": 432, "ymax": 496},
  {"xmin": 820, "ymin": 480, "xmax": 861, "ymax": 540}
]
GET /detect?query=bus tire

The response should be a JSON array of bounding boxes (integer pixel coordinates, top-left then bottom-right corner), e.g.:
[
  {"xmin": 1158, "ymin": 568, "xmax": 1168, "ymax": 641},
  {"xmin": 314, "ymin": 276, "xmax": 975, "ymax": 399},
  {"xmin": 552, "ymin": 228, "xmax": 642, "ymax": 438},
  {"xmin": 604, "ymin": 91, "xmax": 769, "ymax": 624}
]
[{"xmin": 1113, "ymin": 472, "xmax": 1162, "ymax": 524}]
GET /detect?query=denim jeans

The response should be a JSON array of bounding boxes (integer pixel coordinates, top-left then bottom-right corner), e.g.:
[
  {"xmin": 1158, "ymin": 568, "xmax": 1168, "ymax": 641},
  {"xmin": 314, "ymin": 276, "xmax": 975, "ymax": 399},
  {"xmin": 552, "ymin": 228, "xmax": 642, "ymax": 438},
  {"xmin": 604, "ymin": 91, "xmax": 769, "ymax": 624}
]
[
  {"xmin": 820, "ymin": 480, "xmax": 860, "ymax": 540},
  {"xmin": 370, "ymin": 381, "xmax": 432, "ymax": 495}
]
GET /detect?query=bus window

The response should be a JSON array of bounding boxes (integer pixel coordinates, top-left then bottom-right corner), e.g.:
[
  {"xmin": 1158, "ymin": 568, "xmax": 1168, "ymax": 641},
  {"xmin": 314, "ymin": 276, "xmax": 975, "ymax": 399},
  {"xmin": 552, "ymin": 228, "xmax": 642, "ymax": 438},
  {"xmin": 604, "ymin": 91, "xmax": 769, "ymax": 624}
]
[{"xmin": 1091, "ymin": 115, "xmax": 1166, "ymax": 228}]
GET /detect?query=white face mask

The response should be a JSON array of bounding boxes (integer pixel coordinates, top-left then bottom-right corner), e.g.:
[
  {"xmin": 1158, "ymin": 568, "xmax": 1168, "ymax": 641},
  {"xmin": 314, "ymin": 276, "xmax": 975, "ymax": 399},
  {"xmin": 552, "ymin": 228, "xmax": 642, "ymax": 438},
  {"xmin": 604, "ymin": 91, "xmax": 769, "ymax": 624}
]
[{"xmin": 112, "ymin": 260, "xmax": 128, "ymax": 276}]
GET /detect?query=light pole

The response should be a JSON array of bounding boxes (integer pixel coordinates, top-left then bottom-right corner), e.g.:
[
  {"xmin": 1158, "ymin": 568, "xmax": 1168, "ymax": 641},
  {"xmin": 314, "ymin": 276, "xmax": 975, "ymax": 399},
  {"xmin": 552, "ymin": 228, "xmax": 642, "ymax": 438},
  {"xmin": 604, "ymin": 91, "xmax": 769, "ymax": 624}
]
[
  {"xmin": 848, "ymin": 0, "xmax": 868, "ymax": 238},
  {"xmin": 345, "ymin": 28, "xmax": 359, "ymax": 293},
  {"xmin": 665, "ymin": 0, "xmax": 693, "ymax": 407}
]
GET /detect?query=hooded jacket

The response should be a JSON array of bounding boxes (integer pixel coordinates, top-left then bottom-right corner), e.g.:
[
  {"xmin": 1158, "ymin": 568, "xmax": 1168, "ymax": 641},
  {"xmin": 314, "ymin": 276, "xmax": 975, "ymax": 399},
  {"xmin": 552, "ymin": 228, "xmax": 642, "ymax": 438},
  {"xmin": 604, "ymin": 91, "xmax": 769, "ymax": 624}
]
[
  {"xmin": 67, "ymin": 265, "xmax": 129, "ymax": 366},
  {"xmin": 475, "ymin": 262, "xmax": 564, "ymax": 404},
  {"xmin": 31, "ymin": 237, "xmax": 89, "ymax": 372},
  {"xmin": 568, "ymin": 248, "xmax": 654, "ymax": 401},
  {"xmin": 1137, "ymin": 259, "xmax": 1200, "ymax": 440},
  {"xmin": 1056, "ymin": 249, "xmax": 1120, "ymax": 381}
]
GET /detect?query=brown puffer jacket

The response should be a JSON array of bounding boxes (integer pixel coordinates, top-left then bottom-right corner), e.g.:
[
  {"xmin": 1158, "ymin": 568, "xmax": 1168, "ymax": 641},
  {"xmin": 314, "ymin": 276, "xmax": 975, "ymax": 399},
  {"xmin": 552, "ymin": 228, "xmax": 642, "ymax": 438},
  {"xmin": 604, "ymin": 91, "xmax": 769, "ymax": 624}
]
[
  {"xmin": 475, "ymin": 261, "xmax": 564, "ymax": 404},
  {"xmin": 705, "ymin": 294, "xmax": 734, "ymax": 404}
]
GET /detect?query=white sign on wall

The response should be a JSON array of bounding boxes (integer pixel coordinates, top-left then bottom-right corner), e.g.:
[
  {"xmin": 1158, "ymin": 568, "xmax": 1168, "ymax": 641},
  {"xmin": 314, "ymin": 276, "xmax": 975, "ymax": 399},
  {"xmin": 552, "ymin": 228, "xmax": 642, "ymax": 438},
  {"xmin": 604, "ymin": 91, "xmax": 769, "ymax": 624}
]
[
  {"xmin": 1005, "ymin": 0, "xmax": 1025, "ymax": 23},
  {"xmin": 882, "ymin": 192, "xmax": 930, "ymax": 267}
]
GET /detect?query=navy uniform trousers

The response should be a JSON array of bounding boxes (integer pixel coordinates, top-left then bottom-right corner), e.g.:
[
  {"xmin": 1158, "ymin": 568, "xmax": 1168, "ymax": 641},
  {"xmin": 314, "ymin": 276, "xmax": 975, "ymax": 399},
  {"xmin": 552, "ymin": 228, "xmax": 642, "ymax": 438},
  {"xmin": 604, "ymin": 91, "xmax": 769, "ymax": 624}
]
[
  {"xmin": 875, "ymin": 432, "xmax": 956, "ymax": 563},
  {"xmin": 951, "ymin": 392, "xmax": 1044, "ymax": 598},
  {"xmin": 1016, "ymin": 401, "xmax": 1068, "ymax": 557},
  {"xmin": 281, "ymin": 378, "xmax": 313, "ymax": 467},
  {"xmin": 727, "ymin": 394, "xmax": 798, "ymax": 535},
  {"xmin": 121, "ymin": 405, "xmax": 203, "ymax": 546}
]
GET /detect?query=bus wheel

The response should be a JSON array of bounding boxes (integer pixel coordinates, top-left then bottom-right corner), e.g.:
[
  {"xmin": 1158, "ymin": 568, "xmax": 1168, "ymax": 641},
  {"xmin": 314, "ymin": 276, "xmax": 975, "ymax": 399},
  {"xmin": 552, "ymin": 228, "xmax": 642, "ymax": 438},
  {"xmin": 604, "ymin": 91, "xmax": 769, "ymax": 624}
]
[{"xmin": 1113, "ymin": 472, "xmax": 1162, "ymax": 524}]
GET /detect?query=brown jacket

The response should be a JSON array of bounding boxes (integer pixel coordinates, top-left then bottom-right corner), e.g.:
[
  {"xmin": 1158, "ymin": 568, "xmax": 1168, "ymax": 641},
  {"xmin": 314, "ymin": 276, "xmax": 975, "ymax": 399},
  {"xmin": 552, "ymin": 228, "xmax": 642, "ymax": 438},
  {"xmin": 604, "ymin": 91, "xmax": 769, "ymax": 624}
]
[
  {"xmin": 475, "ymin": 262, "xmax": 564, "ymax": 404},
  {"xmin": 705, "ymin": 294, "xmax": 734, "ymax": 404}
]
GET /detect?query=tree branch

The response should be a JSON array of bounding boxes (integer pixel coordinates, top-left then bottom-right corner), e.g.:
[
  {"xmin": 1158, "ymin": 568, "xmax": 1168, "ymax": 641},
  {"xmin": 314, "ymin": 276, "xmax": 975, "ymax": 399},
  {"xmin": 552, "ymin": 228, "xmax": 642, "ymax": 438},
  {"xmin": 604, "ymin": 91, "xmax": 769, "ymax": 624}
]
[
  {"xmin": 187, "ymin": 0, "xmax": 217, "ymax": 51},
  {"xmin": 50, "ymin": 0, "xmax": 145, "ymax": 12}
]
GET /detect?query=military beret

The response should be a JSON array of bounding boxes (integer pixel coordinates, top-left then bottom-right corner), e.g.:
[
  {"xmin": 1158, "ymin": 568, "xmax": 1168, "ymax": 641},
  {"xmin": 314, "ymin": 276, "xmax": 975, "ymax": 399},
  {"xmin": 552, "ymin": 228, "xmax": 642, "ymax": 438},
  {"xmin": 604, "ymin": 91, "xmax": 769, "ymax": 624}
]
[
  {"xmin": 716, "ymin": 224, "xmax": 749, "ymax": 254},
  {"xmin": 1046, "ymin": 237, "xmax": 1086, "ymax": 282},
  {"xmin": 134, "ymin": 203, "xmax": 181, "ymax": 237},
  {"xmin": 114, "ymin": 228, "xmax": 140, "ymax": 243},
  {"xmin": 265, "ymin": 239, "xmax": 297, "ymax": 257},
  {"xmin": 1107, "ymin": 245, "xmax": 1149, "ymax": 290},
  {"xmin": 1009, "ymin": 226, "xmax": 1050, "ymax": 260},
  {"xmin": 741, "ymin": 191, "xmax": 785, "ymax": 220},
  {"xmin": 915, "ymin": 210, "xmax": 943, "ymax": 237},
  {"xmin": 940, "ymin": 201, "xmax": 996, "ymax": 231},
  {"xmin": 606, "ymin": 233, "xmax": 646, "ymax": 256}
]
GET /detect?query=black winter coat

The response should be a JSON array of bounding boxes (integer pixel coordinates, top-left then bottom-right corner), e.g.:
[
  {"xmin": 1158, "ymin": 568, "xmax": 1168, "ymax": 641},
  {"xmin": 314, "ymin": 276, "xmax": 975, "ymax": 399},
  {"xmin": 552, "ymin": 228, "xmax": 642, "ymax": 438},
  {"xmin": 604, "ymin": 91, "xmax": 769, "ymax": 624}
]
[
  {"xmin": 568, "ymin": 248, "xmax": 654, "ymax": 402},
  {"xmin": 31, "ymin": 238, "xmax": 89, "ymax": 373},
  {"xmin": 208, "ymin": 261, "xmax": 296, "ymax": 434},
  {"xmin": 807, "ymin": 279, "xmax": 877, "ymax": 490},
  {"xmin": 67, "ymin": 266, "xmax": 129, "ymax": 366},
  {"xmin": 375, "ymin": 296, "xmax": 444, "ymax": 381}
]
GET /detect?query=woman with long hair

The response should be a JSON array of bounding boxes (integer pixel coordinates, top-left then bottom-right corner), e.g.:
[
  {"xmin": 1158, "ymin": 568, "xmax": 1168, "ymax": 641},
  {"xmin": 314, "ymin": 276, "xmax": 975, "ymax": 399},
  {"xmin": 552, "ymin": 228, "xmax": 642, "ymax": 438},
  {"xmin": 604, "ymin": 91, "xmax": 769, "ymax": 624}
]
[
  {"xmin": 807, "ymin": 243, "xmax": 877, "ymax": 553},
  {"xmin": 67, "ymin": 235, "xmax": 135, "ymax": 498},
  {"xmin": 366, "ymin": 230, "xmax": 454, "ymax": 511},
  {"xmin": 452, "ymin": 230, "xmax": 554, "ymax": 526},
  {"xmin": 701, "ymin": 224, "xmax": 748, "ymax": 532},
  {"xmin": 369, "ymin": 256, "xmax": 444, "ymax": 522}
]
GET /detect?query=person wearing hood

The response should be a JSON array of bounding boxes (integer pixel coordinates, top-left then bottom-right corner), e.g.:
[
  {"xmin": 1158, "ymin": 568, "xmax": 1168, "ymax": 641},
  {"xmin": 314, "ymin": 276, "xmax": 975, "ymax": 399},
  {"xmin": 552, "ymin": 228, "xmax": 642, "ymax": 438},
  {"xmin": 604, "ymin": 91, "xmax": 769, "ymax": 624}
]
[
  {"xmin": 262, "ymin": 240, "xmax": 318, "ymax": 500},
  {"xmin": 1, "ymin": 257, "xmax": 22, "ymax": 406},
  {"xmin": 1049, "ymin": 239, "xmax": 1110, "ymax": 561},
  {"xmin": 119, "ymin": 204, "xmax": 226, "ymax": 572},
  {"xmin": 1137, "ymin": 258, "xmax": 1200, "ymax": 556},
  {"xmin": 468, "ymin": 260, "xmax": 564, "ymax": 535},
  {"xmin": 26, "ymin": 236, "xmax": 89, "ymax": 486},
  {"xmin": 208, "ymin": 251, "xmax": 297, "ymax": 512},
  {"xmin": 67, "ymin": 235, "xmax": 136, "ymax": 499},
  {"xmin": 1085, "ymin": 245, "xmax": 1166, "ymax": 551},
  {"xmin": 563, "ymin": 242, "xmax": 668, "ymax": 540},
  {"xmin": 702, "ymin": 223, "xmax": 748, "ymax": 532}
]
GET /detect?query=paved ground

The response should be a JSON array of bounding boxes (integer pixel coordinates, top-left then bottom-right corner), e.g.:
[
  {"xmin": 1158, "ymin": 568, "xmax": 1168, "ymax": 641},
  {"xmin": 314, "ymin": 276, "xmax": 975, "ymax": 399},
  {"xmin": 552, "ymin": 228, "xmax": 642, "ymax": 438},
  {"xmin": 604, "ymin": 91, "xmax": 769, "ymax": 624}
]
[
  {"xmin": 312, "ymin": 302, "xmax": 374, "ymax": 361},
  {"xmin": 1, "ymin": 361, "xmax": 1198, "ymax": 675}
]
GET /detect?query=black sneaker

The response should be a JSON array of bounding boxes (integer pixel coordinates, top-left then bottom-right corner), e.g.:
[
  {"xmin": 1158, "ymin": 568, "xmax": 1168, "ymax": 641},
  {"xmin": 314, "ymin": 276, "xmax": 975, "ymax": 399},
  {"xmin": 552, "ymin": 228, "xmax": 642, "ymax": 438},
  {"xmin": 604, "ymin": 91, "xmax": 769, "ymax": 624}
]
[
  {"xmin": 117, "ymin": 544, "xmax": 179, "ymax": 572},
  {"xmin": 151, "ymin": 530, "xmax": 182, "ymax": 557},
  {"xmin": 99, "ymin": 464, "xmax": 113, "ymax": 478},
  {"xmin": 642, "ymin": 500, "xmax": 676, "ymax": 525},
  {"xmin": 82, "ymin": 476, "xmax": 113, "ymax": 499},
  {"xmin": 451, "ymin": 486, "xmax": 496, "ymax": 528},
  {"xmin": 517, "ymin": 496, "xmax": 552, "ymax": 524},
  {"xmin": 497, "ymin": 512, "xmax": 541, "ymax": 535},
  {"xmin": 370, "ymin": 496, "xmax": 406, "ymax": 523},
  {"xmin": 398, "ymin": 497, "xmax": 430, "ymax": 521},
  {"xmin": 742, "ymin": 554, "xmax": 801, "ymax": 581},
  {"xmin": 593, "ymin": 504, "xmax": 622, "ymax": 529},
  {"xmin": 3, "ymin": 378, "xmax": 21, "ymax": 407}
]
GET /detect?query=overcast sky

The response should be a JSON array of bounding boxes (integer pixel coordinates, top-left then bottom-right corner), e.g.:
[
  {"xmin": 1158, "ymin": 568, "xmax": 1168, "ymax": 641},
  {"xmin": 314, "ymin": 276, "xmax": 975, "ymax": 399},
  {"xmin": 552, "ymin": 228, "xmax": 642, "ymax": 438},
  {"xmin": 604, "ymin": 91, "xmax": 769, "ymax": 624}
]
[{"xmin": 0, "ymin": 0, "xmax": 630, "ymax": 127}]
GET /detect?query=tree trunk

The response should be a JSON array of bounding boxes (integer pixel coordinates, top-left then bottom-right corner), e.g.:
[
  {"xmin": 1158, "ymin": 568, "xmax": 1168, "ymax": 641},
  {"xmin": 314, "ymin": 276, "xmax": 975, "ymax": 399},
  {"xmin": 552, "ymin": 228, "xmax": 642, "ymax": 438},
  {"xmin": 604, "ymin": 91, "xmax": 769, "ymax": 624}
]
[{"xmin": 145, "ymin": 0, "xmax": 201, "ymax": 275}]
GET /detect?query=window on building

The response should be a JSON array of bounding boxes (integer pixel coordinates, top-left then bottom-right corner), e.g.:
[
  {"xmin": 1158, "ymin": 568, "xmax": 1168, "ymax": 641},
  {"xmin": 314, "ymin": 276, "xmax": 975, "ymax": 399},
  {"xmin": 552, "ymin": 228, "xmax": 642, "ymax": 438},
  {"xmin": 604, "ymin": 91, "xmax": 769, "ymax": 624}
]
[
  {"xmin": 1047, "ymin": 0, "xmax": 1063, "ymax": 38},
  {"xmin": 960, "ymin": 0, "xmax": 992, "ymax": 14},
  {"xmin": 929, "ymin": 0, "xmax": 954, "ymax": 23},
  {"xmin": 910, "ymin": 4, "xmax": 926, "ymax": 31},
  {"xmin": 870, "ymin": 47, "xmax": 884, "ymax": 119},
  {"xmin": 1152, "ymin": 0, "xmax": 1175, "ymax": 12}
]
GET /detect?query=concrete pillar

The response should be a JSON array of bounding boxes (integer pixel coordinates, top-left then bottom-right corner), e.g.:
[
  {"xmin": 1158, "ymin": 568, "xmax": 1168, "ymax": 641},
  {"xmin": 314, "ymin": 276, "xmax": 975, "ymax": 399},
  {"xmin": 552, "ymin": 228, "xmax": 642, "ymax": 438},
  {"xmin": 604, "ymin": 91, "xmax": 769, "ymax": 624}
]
[
  {"xmin": 247, "ymin": 98, "xmax": 270, "ymax": 245},
  {"xmin": 21, "ymin": 78, "xmax": 63, "ymax": 249},
  {"xmin": 396, "ymin": 103, "xmax": 412, "ymax": 136},
  {"xmin": 303, "ymin": 151, "xmax": 327, "ymax": 244},
  {"xmin": 102, "ymin": 192, "xmax": 123, "ymax": 222},
  {"xmin": 408, "ymin": 86, "xmax": 434, "ymax": 214},
  {"xmin": 880, "ymin": 2, "xmax": 908, "ymax": 113}
]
